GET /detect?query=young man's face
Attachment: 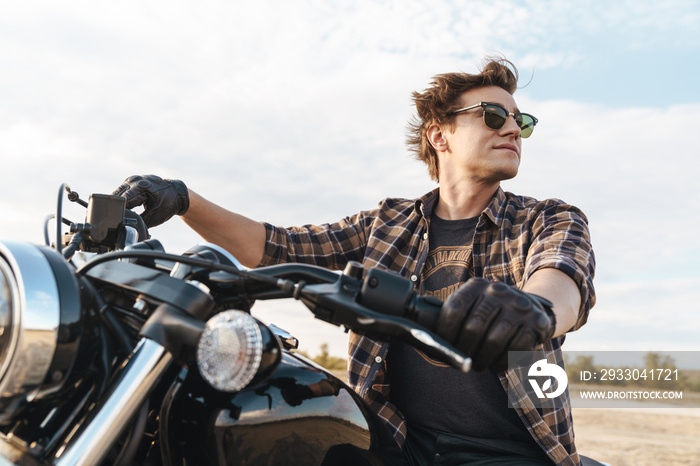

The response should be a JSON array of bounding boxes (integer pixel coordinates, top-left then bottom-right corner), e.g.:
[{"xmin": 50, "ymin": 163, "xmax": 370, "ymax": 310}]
[{"xmin": 438, "ymin": 85, "xmax": 524, "ymax": 184}]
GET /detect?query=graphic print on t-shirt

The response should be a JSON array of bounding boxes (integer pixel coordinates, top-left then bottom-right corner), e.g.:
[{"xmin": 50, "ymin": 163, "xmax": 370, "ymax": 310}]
[{"xmin": 422, "ymin": 244, "xmax": 474, "ymax": 302}]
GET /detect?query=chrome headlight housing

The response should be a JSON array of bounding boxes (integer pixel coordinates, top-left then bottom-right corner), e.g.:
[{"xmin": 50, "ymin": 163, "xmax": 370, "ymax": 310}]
[{"xmin": 0, "ymin": 241, "xmax": 81, "ymax": 422}]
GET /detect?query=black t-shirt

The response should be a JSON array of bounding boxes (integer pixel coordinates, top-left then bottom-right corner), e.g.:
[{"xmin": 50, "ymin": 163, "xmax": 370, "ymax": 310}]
[{"xmin": 386, "ymin": 213, "xmax": 544, "ymax": 458}]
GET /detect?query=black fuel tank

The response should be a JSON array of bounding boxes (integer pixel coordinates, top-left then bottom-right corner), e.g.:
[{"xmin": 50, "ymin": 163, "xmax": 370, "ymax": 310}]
[{"xmin": 166, "ymin": 351, "xmax": 394, "ymax": 466}]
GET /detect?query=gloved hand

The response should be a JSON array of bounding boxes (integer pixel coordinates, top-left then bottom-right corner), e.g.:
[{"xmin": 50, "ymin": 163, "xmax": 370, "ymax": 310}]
[
  {"xmin": 112, "ymin": 175, "xmax": 189, "ymax": 228},
  {"xmin": 436, "ymin": 278, "xmax": 556, "ymax": 372}
]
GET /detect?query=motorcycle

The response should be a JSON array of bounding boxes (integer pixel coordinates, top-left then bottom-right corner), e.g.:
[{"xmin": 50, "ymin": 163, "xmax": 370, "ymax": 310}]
[{"xmin": 0, "ymin": 185, "xmax": 468, "ymax": 466}]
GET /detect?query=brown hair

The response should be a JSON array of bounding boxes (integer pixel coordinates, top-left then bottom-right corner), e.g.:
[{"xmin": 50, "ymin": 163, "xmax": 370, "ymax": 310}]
[{"xmin": 406, "ymin": 57, "xmax": 519, "ymax": 181}]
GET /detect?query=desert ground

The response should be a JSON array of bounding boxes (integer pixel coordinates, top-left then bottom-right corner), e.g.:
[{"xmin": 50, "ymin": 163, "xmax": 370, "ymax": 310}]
[{"xmin": 572, "ymin": 407, "xmax": 700, "ymax": 465}]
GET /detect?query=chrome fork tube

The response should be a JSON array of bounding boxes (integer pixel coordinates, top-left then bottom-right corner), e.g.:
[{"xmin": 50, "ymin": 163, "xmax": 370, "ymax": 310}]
[{"xmin": 55, "ymin": 338, "xmax": 173, "ymax": 466}]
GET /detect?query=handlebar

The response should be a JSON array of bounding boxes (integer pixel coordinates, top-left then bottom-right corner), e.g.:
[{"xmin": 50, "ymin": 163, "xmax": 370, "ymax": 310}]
[
  {"xmin": 260, "ymin": 261, "xmax": 470, "ymax": 372},
  {"xmin": 57, "ymin": 185, "xmax": 469, "ymax": 373}
]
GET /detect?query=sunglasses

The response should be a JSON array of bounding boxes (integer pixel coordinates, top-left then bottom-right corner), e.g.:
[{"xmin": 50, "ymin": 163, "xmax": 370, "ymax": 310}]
[{"xmin": 449, "ymin": 102, "xmax": 538, "ymax": 138}]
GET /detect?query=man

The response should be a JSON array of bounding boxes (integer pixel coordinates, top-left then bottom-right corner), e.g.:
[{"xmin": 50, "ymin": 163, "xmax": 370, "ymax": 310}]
[{"xmin": 114, "ymin": 57, "xmax": 595, "ymax": 465}]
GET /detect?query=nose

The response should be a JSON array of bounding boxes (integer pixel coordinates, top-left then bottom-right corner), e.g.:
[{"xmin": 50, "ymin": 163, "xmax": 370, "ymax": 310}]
[{"xmin": 499, "ymin": 114, "xmax": 522, "ymax": 139}]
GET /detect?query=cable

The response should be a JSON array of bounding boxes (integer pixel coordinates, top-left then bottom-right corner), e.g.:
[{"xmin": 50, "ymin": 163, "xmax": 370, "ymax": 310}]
[
  {"xmin": 48, "ymin": 184, "xmax": 88, "ymax": 248},
  {"xmin": 55, "ymin": 184, "xmax": 69, "ymax": 254},
  {"xmin": 112, "ymin": 400, "xmax": 149, "ymax": 466},
  {"xmin": 75, "ymin": 250, "xmax": 280, "ymax": 287},
  {"xmin": 44, "ymin": 214, "xmax": 73, "ymax": 247},
  {"xmin": 62, "ymin": 230, "xmax": 84, "ymax": 259}
]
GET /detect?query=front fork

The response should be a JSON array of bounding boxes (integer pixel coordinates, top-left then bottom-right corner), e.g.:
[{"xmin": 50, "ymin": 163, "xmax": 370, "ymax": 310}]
[{"xmin": 55, "ymin": 338, "xmax": 173, "ymax": 466}]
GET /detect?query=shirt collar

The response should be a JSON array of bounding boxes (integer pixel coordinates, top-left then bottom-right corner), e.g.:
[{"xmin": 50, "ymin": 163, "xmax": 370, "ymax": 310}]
[
  {"xmin": 482, "ymin": 186, "xmax": 507, "ymax": 226},
  {"xmin": 414, "ymin": 186, "xmax": 507, "ymax": 226},
  {"xmin": 414, "ymin": 188, "xmax": 439, "ymax": 218}
]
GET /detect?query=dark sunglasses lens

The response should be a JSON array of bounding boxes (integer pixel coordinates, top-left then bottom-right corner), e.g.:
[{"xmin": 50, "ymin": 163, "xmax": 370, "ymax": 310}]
[
  {"xmin": 483, "ymin": 105, "xmax": 507, "ymax": 130},
  {"xmin": 516, "ymin": 114, "xmax": 536, "ymax": 138}
]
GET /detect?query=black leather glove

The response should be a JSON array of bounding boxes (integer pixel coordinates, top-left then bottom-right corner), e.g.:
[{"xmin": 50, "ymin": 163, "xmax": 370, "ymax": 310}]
[
  {"xmin": 436, "ymin": 278, "xmax": 556, "ymax": 372},
  {"xmin": 112, "ymin": 175, "xmax": 189, "ymax": 228}
]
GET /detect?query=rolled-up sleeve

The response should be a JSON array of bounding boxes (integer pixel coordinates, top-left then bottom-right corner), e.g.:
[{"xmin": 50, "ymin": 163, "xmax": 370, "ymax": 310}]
[{"xmin": 524, "ymin": 202, "xmax": 596, "ymax": 331}]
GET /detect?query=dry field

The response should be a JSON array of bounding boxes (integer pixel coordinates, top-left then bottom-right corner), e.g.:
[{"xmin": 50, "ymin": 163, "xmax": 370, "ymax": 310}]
[{"xmin": 572, "ymin": 407, "xmax": 700, "ymax": 465}]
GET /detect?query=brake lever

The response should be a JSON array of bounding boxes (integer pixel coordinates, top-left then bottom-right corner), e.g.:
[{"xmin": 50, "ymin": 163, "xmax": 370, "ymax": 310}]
[{"xmin": 295, "ymin": 274, "xmax": 471, "ymax": 372}]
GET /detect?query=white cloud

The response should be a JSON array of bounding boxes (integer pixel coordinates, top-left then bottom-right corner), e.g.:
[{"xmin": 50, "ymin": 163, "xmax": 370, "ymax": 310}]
[{"xmin": 565, "ymin": 278, "xmax": 700, "ymax": 352}]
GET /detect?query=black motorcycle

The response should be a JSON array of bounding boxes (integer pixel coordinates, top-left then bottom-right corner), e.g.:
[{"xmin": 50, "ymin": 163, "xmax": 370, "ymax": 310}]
[{"xmin": 0, "ymin": 185, "xmax": 469, "ymax": 466}]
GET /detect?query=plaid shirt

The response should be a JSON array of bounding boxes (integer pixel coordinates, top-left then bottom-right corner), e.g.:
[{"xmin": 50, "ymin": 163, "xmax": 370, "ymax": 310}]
[{"xmin": 260, "ymin": 187, "xmax": 595, "ymax": 466}]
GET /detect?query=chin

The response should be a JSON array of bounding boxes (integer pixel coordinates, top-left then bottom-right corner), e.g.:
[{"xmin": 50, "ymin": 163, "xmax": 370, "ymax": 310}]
[
  {"xmin": 507, "ymin": 167, "xmax": 520, "ymax": 179},
  {"xmin": 497, "ymin": 165, "xmax": 519, "ymax": 181},
  {"xmin": 491, "ymin": 156, "xmax": 520, "ymax": 180}
]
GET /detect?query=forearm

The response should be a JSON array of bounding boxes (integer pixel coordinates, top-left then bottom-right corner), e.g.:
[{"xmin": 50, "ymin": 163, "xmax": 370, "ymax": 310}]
[
  {"xmin": 180, "ymin": 190, "xmax": 267, "ymax": 268},
  {"xmin": 522, "ymin": 268, "xmax": 581, "ymax": 338}
]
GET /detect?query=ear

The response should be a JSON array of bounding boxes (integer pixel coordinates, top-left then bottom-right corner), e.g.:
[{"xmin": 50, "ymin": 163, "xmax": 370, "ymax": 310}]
[{"xmin": 427, "ymin": 123, "xmax": 448, "ymax": 152}]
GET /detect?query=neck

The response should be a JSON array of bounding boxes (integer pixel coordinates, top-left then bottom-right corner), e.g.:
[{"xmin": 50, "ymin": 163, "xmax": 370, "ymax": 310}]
[{"xmin": 434, "ymin": 181, "xmax": 499, "ymax": 220}]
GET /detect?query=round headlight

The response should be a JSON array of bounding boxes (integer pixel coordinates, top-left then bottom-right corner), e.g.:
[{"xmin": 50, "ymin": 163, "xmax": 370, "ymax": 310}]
[
  {"xmin": 0, "ymin": 241, "xmax": 81, "ymax": 422},
  {"xmin": 0, "ymin": 241, "xmax": 60, "ymax": 416},
  {"xmin": 196, "ymin": 310, "xmax": 263, "ymax": 392}
]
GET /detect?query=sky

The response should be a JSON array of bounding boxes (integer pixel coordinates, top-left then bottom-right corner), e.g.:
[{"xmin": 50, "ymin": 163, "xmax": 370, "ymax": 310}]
[{"xmin": 1, "ymin": 0, "xmax": 699, "ymax": 358}]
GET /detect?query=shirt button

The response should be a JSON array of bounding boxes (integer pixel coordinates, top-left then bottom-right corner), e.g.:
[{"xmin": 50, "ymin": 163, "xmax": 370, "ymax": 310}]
[
  {"xmin": 375, "ymin": 356, "xmax": 382, "ymax": 364},
  {"xmin": 423, "ymin": 232, "xmax": 428, "ymax": 240},
  {"xmin": 410, "ymin": 275, "xmax": 418, "ymax": 282}
]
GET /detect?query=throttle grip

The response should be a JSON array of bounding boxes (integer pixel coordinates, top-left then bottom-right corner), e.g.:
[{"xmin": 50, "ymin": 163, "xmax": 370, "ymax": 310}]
[{"xmin": 358, "ymin": 266, "xmax": 442, "ymax": 331}]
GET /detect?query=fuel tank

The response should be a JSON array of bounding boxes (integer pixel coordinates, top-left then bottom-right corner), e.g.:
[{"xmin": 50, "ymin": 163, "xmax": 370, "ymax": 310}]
[{"xmin": 166, "ymin": 350, "xmax": 395, "ymax": 466}]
